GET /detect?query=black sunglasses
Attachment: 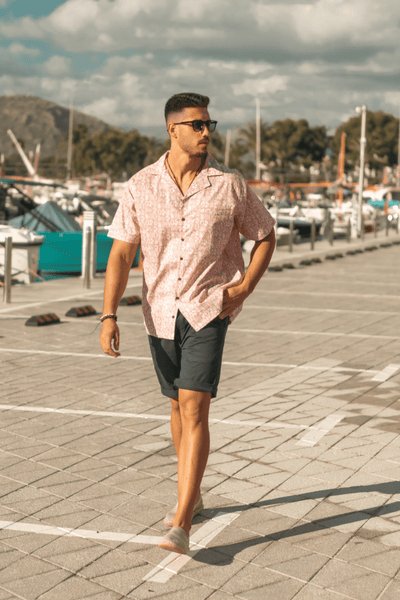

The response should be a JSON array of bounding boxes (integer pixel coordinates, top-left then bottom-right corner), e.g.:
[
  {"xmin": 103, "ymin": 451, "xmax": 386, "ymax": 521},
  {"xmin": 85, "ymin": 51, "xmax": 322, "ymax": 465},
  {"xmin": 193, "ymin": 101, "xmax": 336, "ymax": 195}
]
[{"xmin": 173, "ymin": 119, "xmax": 217, "ymax": 132}]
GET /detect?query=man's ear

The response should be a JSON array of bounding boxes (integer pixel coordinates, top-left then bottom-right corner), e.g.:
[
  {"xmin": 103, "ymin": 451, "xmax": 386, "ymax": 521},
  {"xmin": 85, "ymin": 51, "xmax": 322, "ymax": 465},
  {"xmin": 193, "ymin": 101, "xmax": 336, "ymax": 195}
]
[{"xmin": 168, "ymin": 123, "xmax": 177, "ymax": 139}]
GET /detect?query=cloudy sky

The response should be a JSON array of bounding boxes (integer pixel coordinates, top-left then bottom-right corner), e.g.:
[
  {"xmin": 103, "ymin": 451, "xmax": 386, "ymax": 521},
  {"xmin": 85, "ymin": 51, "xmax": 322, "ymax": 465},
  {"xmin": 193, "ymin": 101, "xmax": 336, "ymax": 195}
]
[{"xmin": 1, "ymin": 0, "xmax": 400, "ymax": 139}]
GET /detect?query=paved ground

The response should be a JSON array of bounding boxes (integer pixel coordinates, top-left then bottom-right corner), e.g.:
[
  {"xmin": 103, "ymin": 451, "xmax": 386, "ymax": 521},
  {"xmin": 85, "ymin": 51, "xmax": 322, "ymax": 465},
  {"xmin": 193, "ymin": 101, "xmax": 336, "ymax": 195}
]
[{"xmin": 0, "ymin": 231, "xmax": 400, "ymax": 599}]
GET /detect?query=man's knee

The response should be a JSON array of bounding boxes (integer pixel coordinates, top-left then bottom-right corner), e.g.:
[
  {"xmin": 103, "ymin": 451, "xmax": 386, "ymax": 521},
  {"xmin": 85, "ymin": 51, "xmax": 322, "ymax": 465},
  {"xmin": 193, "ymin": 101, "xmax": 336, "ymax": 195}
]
[{"xmin": 178, "ymin": 389, "xmax": 211, "ymax": 425}]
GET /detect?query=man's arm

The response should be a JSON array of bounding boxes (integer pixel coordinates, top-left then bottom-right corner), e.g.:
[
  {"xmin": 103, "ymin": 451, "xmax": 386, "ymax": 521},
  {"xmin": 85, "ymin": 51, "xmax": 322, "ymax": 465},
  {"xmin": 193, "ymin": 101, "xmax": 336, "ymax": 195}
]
[
  {"xmin": 100, "ymin": 239, "xmax": 139, "ymax": 357},
  {"xmin": 219, "ymin": 229, "xmax": 276, "ymax": 319}
]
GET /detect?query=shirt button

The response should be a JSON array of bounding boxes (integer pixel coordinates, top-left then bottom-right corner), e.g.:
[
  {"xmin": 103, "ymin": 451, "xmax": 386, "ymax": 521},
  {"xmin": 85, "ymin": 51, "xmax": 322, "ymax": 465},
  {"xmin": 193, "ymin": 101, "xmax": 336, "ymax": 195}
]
[
  {"xmin": 176, "ymin": 296, "xmax": 179, "ymax": 300},
  {"xmin": 181, "ymin": 218, "xmax": 185, "ymax": 221},
  {"xmin": 172, "ymin": 315, "xmax": 175, "ymax": 318},
  {"xmin": 181, "ymin": 238, "xmax": 184, "ymax": 242},
  {"xmin": 178, "ymin": 277, "xmax": 182, "ymax": 281},
  {"xmin": 180, "ymin": 257, "xmax": 183, "ymax": 260}
]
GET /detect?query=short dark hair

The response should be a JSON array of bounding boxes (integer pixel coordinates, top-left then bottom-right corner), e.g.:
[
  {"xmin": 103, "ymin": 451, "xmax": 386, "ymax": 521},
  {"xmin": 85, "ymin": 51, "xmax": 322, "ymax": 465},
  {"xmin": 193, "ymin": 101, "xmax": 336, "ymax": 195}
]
[{"xmin": 164, "ymin": 92, "xmax": 210, "ymax": 122}]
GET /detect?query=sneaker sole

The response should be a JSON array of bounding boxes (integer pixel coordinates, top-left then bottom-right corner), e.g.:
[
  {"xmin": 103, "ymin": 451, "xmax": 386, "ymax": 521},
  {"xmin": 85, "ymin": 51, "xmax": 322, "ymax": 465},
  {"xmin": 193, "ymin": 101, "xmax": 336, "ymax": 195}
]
[{"xmin": 158, "ymin": 540, "xmax": 187, "ymax": 554}]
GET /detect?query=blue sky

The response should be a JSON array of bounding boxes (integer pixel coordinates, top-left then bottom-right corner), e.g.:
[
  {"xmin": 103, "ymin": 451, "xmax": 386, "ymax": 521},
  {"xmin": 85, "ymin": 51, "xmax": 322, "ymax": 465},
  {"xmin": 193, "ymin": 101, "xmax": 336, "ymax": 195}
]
[{"xmin": 1, "ymin": 0, "xmax": 400, "ymax": 138}]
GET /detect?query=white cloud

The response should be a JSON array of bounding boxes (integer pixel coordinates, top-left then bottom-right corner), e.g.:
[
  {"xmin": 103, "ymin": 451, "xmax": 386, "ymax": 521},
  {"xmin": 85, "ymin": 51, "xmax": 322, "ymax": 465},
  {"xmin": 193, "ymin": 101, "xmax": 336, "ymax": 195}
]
[
  {"xmin": 232, "ymin": 75, "xmax": 288, "ymax": 97},
  {"xmin": 1, "ymin": 0, "xmax": 400, "ymax": 134},
  {"xmin": 8, "ymin": 43, "xmax": 41, "ymax": 56},
  {"xmin": 44, "ymin": 56, "xmax": 72, "ymax": 76},
  {"xmin": 385, "ymin": 91, "xmax": 400, "ymax": 106},
  {"xmin": 81, "ymin": 97, "xmax": 119, "ymax": 122}
]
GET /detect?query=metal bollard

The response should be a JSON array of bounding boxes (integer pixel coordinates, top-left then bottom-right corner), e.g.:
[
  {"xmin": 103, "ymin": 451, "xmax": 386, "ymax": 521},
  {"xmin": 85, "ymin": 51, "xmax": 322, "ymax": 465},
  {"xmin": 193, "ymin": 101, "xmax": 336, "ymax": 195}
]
[
  {"xmin": 397, "ymin": 214, "xmax": 400, "ymax": 234},
  {"xmin": 347, "ymin": 217, "xmax": 351, "ymax": 243},
  {"xmin": 310, "ymin": 218, "xmax": 316, "ymax": 250},
  {"xmin": 83, "ymin": 227, "xmax": 92, "ymax": 289},
  {"xmin": 3, "ymin": 236, "xmax": 12, "ymax": 303},
  {"xmin": 385, "ymin": 214, "xmax": 389, "ymax": 237},
  {"xmin": 329, "ymin": 214, "xmax": 334, "ymax": 246},
  {"xmin": 374, "ymin": 212, "xmax": 378, "ymax": 238},
  {"xmin": 360, "ymin": 213, "xmax": 364, "ymax": 241},
  {"xmin": 289, "ymin": 219, "xmax": 293, "ymax": 253}
]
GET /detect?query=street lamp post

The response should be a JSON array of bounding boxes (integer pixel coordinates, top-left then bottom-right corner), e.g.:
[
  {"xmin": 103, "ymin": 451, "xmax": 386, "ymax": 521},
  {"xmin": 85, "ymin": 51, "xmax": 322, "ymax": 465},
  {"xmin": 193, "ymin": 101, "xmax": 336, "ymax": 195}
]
[
  {"xmin": 397, "ymin": 107, "xmax": 400, "ymax": 189},
  {"xmin": 255, "ymin": 98, "xmax": 260, "ymax": 180},
  {"xmin": 356, "ymin": 105, "xmax": 367, "ymax": 237}
]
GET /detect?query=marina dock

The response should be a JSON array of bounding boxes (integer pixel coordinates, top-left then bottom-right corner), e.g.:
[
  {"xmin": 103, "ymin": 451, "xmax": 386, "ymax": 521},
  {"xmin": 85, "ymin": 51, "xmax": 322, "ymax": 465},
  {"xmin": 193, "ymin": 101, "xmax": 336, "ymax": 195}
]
[{"xmin": 1, "ymin": 232, "xmax": 400, "ymax": 600}]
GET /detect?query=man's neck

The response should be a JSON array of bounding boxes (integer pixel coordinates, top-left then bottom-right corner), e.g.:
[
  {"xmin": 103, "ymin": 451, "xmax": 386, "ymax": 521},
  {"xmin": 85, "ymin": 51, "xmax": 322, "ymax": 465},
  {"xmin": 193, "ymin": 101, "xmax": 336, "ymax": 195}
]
[{"xmin": 167, "ymin": 148, "xmax": 206, "ymax": 178}]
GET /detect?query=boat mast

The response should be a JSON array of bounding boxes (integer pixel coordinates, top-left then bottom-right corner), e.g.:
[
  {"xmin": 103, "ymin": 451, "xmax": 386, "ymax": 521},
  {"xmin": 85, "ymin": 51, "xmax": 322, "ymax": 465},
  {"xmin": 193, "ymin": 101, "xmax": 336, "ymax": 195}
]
[{"xmin": 66, "ymin": 99, "xmax": 74, "ymax": 180}]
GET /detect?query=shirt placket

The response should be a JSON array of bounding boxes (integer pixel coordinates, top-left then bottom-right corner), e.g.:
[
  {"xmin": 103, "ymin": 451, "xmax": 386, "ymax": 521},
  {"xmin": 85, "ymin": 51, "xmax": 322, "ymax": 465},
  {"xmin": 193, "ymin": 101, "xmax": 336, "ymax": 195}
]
[{"xmin": 176, "ymin": 204, "xmax": 186, "ymax": 305}]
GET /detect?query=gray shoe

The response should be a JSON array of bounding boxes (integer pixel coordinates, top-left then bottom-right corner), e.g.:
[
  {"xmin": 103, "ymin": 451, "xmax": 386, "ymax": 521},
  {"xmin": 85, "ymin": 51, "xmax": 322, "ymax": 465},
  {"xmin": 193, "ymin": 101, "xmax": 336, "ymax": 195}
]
[
  {"xmin": 158, "ymin": 526, "xmax": 189, "ymax": 554},
  {"xmin": 163, "ymin": 495, "xmax": 204, "ymax": 527}
]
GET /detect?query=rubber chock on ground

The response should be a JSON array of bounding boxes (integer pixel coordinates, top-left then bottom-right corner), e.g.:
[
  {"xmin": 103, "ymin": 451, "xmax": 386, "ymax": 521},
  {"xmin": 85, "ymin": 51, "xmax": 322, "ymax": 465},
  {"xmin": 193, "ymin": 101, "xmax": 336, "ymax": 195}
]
[
  {"xmin": 282, "ymin": 263, "xmax": 295, "ymax": 269},
  {"xmin": 65, "ymin": 305, "xmax": 97, "ymax": 317},
  {"xmin": 311, "ymin": 258, "xmax": 322, "ymax": 263},
  {"xmin": 355, "ymin": 249, "xmax": 363, "ymax": 253},
  {"xmin": 25, "ymin": 314, "xmax": 60, "ymax": 327},
  {"xmin": 379, "ymin": 243, "xmax": 392, "ymax": 248},
  {"xmin": 392, "ymin": 240, "xmax": 400, "ymax": 245},
  {"xmin": 299, "ymin": 259, "xmax": 312, "ymax": 266},
  {"xmin": 335, "ymin": 253, "xmax": 344, "ymax": 258},
  {"xmin": 346, "ymin": 250, "xmax": 357, "ymax": 255},
  {"xmin": 119, "ymin": 295, "xmax": 142, "ymax": 306},
  {"xmin": 269, "ymin": 265, "xmax": 283, "ymax": 272},
  {"xmin": 365, "ymin": 246, "xmax": 378, "ymax": 251},
  {"xmin": 325, "ymin": 255, "xmax": 336, "ymax": 260}
]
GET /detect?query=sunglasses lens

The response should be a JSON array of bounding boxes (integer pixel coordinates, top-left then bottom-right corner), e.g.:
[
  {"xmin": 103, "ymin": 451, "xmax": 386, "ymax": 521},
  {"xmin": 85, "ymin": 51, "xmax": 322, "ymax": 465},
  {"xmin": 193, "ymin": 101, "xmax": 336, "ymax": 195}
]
[
  {"xmin": 192, "ymin": 120, "xmax": 203, "ymax": 132},
  {"xmin": 208, "ymin": 121, "xmax": 217, "ymax": 132}
]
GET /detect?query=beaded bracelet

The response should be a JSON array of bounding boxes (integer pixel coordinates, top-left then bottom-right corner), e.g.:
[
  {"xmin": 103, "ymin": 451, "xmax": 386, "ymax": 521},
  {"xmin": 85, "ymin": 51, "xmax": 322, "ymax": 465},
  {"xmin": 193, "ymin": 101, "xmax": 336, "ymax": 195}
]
[{"xmin": 100, "ymin": 313, "xmax": 118, "ymax": 323}]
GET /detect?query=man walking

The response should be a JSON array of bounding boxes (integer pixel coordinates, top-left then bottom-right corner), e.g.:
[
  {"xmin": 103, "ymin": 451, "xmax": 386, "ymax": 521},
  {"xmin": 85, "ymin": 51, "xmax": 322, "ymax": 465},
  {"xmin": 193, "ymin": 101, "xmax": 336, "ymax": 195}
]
[{"xmin": 100, "ymin": 92, "xmax": 275, "ymax": 554}]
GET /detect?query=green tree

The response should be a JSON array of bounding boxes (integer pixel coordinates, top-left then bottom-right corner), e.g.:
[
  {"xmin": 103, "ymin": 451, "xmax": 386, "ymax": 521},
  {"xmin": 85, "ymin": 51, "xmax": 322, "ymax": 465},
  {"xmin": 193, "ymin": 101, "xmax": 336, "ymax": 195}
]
[{"xmin": 333, "ymin": 111, "xmax": 399, "ymax": 169}]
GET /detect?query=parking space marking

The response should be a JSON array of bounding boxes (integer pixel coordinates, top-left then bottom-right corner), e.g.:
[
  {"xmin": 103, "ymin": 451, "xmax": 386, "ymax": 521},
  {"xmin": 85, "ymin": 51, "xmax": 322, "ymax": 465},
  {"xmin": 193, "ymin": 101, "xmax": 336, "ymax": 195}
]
[
  {"xmin": 228, "ymin": 328, "xmax": 397, "ymax": 340},
  {"xmin": 0, "ymin": 348, "xmax": 380, "ymax": 375},
  {"xmin": 256, "ymin": 290, "xmax": 399, "ymax": 300},
  {"xmin": 143, "ymin": 511, "xmax": 241, "ymax": 583},
  {"xmin": 372, "ymin": 364, "xmax": 400, "ymax": 382},
  {"xmin": 296, "ymin": 414, "xmax": 345, "ymax": 446},
  {"xmin": 0, "ymin": 403, "xmax": 308, "ymax": 431},
  {"xmin": 0, "ymin": 282, "xmax": 142, "ymax": 314},
  {"xmin": 245, "ymin": 305, "xmax": 399, "ymax": 315},
  {"xmin": 0, "ymin": 520, "xmax": 161, "ymax": 544}
]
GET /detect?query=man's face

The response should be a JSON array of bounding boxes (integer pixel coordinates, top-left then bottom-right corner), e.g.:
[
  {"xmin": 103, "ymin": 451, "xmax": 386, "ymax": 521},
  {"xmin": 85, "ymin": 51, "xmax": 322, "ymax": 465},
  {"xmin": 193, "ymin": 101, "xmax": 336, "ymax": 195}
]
[{"xmin": 169, "ymin": 106, "xmax": 211, "ymax": 157}]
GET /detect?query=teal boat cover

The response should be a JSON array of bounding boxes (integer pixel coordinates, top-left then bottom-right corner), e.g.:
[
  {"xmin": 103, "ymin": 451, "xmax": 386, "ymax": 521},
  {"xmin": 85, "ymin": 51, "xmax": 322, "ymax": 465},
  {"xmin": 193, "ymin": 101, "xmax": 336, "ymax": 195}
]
[{"xmin": 9, "ymin": 201, "xmax": 81, "ymax": 232}]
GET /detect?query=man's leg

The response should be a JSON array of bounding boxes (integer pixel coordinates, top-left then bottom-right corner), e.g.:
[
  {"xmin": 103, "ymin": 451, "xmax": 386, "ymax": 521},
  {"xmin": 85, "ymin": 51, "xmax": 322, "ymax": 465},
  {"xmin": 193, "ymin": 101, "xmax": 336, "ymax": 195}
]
[
  {"xmin": 170, "ymin": 397, "xmax": 182, "ymax": 456},
  {"xmin": 172, "ymin": 389, "xmax": 211, "ymax": 535}
]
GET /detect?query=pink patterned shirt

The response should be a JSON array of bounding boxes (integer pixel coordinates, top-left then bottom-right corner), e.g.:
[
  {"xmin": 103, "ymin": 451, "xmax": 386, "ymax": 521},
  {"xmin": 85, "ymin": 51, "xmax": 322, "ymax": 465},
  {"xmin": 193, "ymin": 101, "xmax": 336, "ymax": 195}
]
[{"xmin": 108, "ymin": 153, "xmax": 275, "ymax": 340}]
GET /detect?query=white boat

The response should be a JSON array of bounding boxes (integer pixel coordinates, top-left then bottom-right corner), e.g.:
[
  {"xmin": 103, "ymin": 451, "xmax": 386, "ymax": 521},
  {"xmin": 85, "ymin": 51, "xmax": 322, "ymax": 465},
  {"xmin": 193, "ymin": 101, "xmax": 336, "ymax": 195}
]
[{"xmin": 0, "ymin": 225, "xmax": 43, "ymax": 284}]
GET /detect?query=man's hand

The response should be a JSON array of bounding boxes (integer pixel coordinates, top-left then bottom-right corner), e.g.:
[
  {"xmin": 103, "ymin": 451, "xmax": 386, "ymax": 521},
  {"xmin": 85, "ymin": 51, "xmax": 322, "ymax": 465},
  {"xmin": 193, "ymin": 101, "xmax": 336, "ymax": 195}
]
[
  {"xmin": 219, "ymin": 283, "xmax": 250, "ymax": 320},
  {"xmin": 100, "ymin": 319, "xmax": 121, "ymax": 357}
]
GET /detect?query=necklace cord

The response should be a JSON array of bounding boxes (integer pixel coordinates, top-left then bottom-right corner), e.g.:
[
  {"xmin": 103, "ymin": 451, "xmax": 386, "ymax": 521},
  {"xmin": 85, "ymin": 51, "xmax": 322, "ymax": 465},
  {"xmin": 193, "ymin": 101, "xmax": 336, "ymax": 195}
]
[{"xmin": 166, "ymin": 154, "xmax": 205, "ymax": 194}]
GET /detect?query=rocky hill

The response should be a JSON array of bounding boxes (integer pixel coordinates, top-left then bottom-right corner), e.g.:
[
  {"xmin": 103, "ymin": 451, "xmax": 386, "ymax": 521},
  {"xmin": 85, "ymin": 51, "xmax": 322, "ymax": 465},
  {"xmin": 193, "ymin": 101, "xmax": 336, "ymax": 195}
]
[{"xmin": 0, "ymin": 95, "xmax": 121, "ymax": 159}]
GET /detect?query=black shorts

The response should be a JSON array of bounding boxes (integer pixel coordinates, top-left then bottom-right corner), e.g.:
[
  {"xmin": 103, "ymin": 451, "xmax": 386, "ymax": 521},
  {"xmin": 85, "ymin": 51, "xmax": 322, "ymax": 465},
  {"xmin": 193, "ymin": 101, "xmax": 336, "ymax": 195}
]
[{"xmin": 148, "ymin": 310, "xmax": 229, "ymax": 400}]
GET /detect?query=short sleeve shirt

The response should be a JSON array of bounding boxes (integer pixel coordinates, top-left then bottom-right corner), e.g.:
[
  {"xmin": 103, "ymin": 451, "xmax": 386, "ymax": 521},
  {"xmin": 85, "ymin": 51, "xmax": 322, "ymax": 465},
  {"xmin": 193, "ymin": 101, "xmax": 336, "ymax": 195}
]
[{"xmin": 108, "ymin": 152, "xmax": 275, "ymax": 340}]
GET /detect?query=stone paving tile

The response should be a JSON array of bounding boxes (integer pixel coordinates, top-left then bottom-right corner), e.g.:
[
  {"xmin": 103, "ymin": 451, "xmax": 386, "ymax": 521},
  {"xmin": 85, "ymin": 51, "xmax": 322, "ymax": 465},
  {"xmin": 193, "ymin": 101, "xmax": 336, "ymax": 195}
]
[
  {"xmin": 1, "ymin": 241, "xmax": 400, "ymax": 599},
  {"xmin": 37, "ymin": 576, "xmax": 117, "ymax": 600}
]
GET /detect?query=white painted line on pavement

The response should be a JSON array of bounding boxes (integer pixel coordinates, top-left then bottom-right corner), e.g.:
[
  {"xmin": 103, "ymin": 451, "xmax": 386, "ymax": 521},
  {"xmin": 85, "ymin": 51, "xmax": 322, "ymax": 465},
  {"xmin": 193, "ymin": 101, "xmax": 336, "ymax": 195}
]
[
  {"xmin": 0, "ymin": 404, "xmax": 170, "ymax": 421},
  {"xmin": 245, "ymin": 305, "xmax": 399, "ymax": 315},
  {"xmin": 0, "ymin": 348, "xmax": 152, "ymax": 361},
  {"xmin": 0, "ymin": 403, "xmax": 313, "ymax": 432},
  {"xmin": 0, "ymin": 282, "xmax": 142, "ymax": 314},
  {"xmin": 228, "ymin": 328, "xmax": 398, "ymax": 340},
  {"xmin": 256, "ymin": 290, "xmax": 399, "ymax": 300},
  {"xmin": 0, "ymin": 520, "xmax": 161, "ymax": 544},
  {"xmin": 143, "ymin": 511, "xmax": 241, "ymax": 583},
  {"xmin": 372, "ymin": 364, "xmax": 400, "ymax": 382},
  {"xmin": 296, "ymin": 414, "xmax": 345, "ymax": 446},
  {"xmin": 0, "ymin": 348, "xmax": 380, "ymax": 375}
]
